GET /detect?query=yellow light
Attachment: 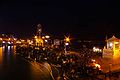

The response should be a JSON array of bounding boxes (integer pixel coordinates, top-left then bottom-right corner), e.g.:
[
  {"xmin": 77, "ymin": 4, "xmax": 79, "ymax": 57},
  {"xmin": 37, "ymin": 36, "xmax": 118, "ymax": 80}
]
[
  {"xmin": 115, "ymin": 42, "xmax": 119, "ymax": 44},
  {"xmin": 91, "ymin": 59, "xmax": 95, "ymax": 62},
  {"xmin": 34, "ymin": 36, "xmax": 37, "ymax": 39},
  {"xmin": 0, "ymin": 38, "xmax": 2, "ymax": 40},
  {"xmin": 94, "ymin": 63, "xmax": 101, "ymax": 69},
  {"xmin": 14, "ymin": 38, "xmax": 17, "ymax": 41},
  {"xmin": 45, "ymin": 35, "xmax": 50, "ymax": 39},
  {"xmin": 109, "ymin": 42, "xmax": 113, "ymax": 47},
  {"xmin": 65, "ymin": 36, "xmax": 70, "ymax": 42},
  {"xmin": 9, "ymin": 38, "xmax": 11, "ymax": 40},
  {"xmin": 40, "ymin": 40, "xmax": 43, "ymax": 43},
  {"xmin": 66, "ymin": 38, "xmax": 70, "ymax": 42},
  {"xmin": 21, "ymin": 40, "xmax": 25, "ymax": 42},
  {"xmin": 29, "ymin": 42, "xmax": 32, "ymax": 44},
  {"xmin": 42, "ymin": 36, "xmax": 45, "ymax": 39},
  {"xmin": 36, "ymin": 39, "xmax": 38, "ymax": 42},
  {"xmin": 16, "ymin": 41, "xmax": 21, "ymax": 44}
]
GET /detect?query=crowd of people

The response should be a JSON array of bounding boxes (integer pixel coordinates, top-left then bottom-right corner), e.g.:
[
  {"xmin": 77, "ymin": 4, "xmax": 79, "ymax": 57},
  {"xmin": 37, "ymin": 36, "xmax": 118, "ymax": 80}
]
[{"xmin": 16, "ymin": 44, "xmax": 104, "ymax": 80}]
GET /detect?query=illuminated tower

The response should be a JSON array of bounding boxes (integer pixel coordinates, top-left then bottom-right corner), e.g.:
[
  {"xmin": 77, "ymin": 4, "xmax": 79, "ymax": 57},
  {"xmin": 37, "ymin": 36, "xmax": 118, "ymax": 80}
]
[
  {"xmin": 35, "ymin": 24, "xmax": 43, "ymax": 46},
  {"xmin": 36, "ymin": 24, "xmax": 42, "ymax": 37}
]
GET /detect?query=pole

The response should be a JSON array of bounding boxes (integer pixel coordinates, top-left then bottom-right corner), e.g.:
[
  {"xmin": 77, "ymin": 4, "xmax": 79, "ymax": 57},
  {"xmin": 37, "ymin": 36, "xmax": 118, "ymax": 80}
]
[{"xmin": 64, "ymin": 44, "xmax": 67, "ymax": 54}]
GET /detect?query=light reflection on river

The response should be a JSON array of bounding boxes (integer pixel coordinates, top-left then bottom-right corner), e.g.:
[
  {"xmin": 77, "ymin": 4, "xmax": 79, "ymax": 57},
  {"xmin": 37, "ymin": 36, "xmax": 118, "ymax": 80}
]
[{"xmin": 0, "ymin": 45, "xmax": 53, "ymax": 80}]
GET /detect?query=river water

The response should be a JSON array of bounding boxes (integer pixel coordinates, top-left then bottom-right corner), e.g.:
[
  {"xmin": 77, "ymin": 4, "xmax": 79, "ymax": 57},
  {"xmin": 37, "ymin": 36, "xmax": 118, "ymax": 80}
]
[{"xmin": 0, "ymin": 45, "xmax": 53, "ymax": 80}]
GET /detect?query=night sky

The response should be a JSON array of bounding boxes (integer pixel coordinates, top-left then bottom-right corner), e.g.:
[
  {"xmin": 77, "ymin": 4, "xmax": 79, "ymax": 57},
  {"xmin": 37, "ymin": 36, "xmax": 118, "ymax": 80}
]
[{"xmin": 0, "ymin": 0, "xmax": 120, "ymax": 40}]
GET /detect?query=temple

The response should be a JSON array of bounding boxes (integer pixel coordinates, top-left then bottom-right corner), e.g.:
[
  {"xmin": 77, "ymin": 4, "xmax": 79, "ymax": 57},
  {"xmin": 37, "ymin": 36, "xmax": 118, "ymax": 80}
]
[{"xmin": 103, "ymin": 35, "xmax": 120, "ymax": 59}]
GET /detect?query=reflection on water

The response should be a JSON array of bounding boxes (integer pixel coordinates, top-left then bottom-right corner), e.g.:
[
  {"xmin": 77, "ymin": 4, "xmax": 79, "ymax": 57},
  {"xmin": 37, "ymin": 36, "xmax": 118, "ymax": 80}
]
[
  {"xmin": 0, "ymin": 45, "xmax": 16, "ymax": 66},
  {"xmin": 0, "ymin": 47, "xmax": 3, "ymax": 64},
  {"xmin": 0, "ymin": 45, "xmax": 52, "ymax": 80}
]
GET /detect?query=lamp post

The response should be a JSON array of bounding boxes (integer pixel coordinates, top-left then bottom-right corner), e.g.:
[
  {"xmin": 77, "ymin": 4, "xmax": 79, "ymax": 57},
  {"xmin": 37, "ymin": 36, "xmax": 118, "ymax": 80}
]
[
  {"xmin": 64, "ymin": 36, "xmax": 70, "ymax": 54},
  {"xmin": 64, "ymin": 42, "xmax": 69, "ymax": 53}
]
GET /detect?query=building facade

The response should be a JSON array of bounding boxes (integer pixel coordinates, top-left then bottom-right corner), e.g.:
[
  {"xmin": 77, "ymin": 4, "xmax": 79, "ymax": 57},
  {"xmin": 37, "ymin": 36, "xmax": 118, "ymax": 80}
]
[{"xmin": 103, "ymin": 36, "xmax": 120, "ymax": 59}]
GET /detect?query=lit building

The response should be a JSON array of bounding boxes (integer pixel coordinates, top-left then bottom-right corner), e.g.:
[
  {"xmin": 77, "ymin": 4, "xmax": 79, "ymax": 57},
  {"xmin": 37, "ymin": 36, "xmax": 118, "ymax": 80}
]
[
  {"xmin": 0, "ymin": 34, "xmax": 16, "ymax": 45},
  {"xmin": 34, "ymin": 24, "xmax": 43, "ymax": 46},
  {"xmin": 103, "ymin": 35, "xmax": 120, "ymax": 59}
]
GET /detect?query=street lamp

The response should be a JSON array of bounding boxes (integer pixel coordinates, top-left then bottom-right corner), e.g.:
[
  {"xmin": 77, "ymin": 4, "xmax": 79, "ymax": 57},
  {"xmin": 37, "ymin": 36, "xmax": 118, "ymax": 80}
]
[
  {"xmin": 64, "ymin": 36, "xmax": 70, "ymax": 54},
  {"xmin": 64, "ymin": 36, "xmax": 70, "ymax": 42},
  {"xmin": 64, "ymin": 42, "xmax": 69, "ymax": 54}
]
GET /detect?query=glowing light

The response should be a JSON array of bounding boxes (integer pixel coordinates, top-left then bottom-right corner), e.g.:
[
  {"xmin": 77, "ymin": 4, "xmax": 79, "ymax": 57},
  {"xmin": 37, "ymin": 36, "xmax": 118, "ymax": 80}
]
[
  {"xmin": 42, "ymin": 36, "xmax": 45, "ymax": 39},
  {"xmin": 91, "ymin": 59, "xmax": 95, "ymax": 62},
  {"xmin": 115, "ymin": 42, "xmax": 119, "ymax": 44},
  {"xmin": 8, "ymin": 41, "xmax": 11, "ymax": 44},
  {"xmin": 2, "ymin": 41, "xmax": 5, "ymax": 43},
  {"xmin": 8, "ymin": 46, "xmax": 10, "ymax": 51},
  {"xmin": 93, "ymin": 47, "xmax": 96, "ymax": 50},
  {"xmin": 45, "ymin": 40, "xmax": 48, "ymax": 42},
  {"xmin": 16, "ymin": 41, "xmax": 21, "ymax": 44},
  {"xmin": 66, "ymin": 38, "xmax": 69, "ymax": 41},
  {"xmin": 34, "ymin": 36, "xmax": 37, "ymax": 39},
  {"xmin": 35, "ymin": 39, "xmax": 38, "ymax": 41},
  {"xmin": 65, "ymin": 36, "xmax": 70, "ymax": 42},
  {"xmin": 99, "ymin": 49, "xmax": 102, "ymax": 52},
  {"xmin": 0, "ymin": 38, "xmax": 2, "ymax": 40},
  {"xmin": 21, "ymin": 40, "xmax": 25, "ymax": 42},
  {"xmin": 63, "ymin": 61, "xmax": 67, "ymax": 64},
  {"xmin": 109, "ymin": 42, "xmax": 113, "ymax": 47},
  {"xmin": 45, "ymin": 35, "xmax": 50, "ymax": 39},
  {"xmin": 94, "ymin": 63, "xmax": 101, "ymax": 69},
  {"xmin": 65, "ymin": 42, "xmax": 69, "ymax": 46},
  {"xmin": 29, "ymin": 41, "xmax": 33, "ymax": 45},
  {"xmin": 14, "ymin": 38, "xmax": 17, "ymax": 41},
  {"xmin": 93, "ymin": 47, "xmax": 102, "ymax": 52},
  {"xmin": 2, "ymin": 46, "xmax": 5, "ymax": 49},
  {"xmin": 8, "ymin": 38, "xmax": 11, "ymax": 40},
  {"xmin": 0, "ymin": 47, "xmax": 3, "ymax": 64},
  {"xmin": 29, "ymin": 42, "xmax": 32, "ymax": 45}
]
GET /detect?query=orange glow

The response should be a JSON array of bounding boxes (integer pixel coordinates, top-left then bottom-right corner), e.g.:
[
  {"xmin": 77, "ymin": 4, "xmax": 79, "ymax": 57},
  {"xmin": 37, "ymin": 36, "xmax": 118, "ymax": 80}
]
[
  {"xmin": 21, "ymin": 40, "xmax": 25, "ymax": 42},
  {"xmin": 0, "ymin": 38, "xmax": 2, "ymax": 40},
  {"xmin": 14, "ymin": 38, "xmax": 17, "ymax": 41},
  {"xmin": 42, "ymin": 36, "xmax": 45, "ymax": 39},
  {"xmin": 91, "ymin": 59, "xmax": 95, "ymax": 62},
  {"xmin": 34, "ymin": 36, "xmax": 37, "ymax": 39},
  {"xmin": 94, "ymin": 63, "xmax": 101, "ymax": 70},
  {"xmin": 16, "ymin": 41, "xmax": 21, "ymax": 44},
  {"xmin": 64, "ymin": 36, "xmax": 70, "ymax": 42},
  {"xmin": 9, "ymin": 38, "xmax": 11, "ymax": 40},
  {"xmin": 0, "ymin": 47, "xmax": 3, "ymax": 64}
]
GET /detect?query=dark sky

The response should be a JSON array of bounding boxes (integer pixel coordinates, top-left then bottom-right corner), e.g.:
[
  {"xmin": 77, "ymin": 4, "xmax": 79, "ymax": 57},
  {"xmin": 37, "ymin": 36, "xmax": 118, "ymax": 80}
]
[{"xmin": 0, "ymin": 0, "xmax": 120, "ymax": 40}]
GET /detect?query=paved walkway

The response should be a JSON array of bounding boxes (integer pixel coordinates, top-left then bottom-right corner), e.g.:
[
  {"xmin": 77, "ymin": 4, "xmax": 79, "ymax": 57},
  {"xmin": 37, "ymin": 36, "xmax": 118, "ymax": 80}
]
[{"xmin": 94, "ymin": 57, "xmax": 120, "ymax": 73}]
